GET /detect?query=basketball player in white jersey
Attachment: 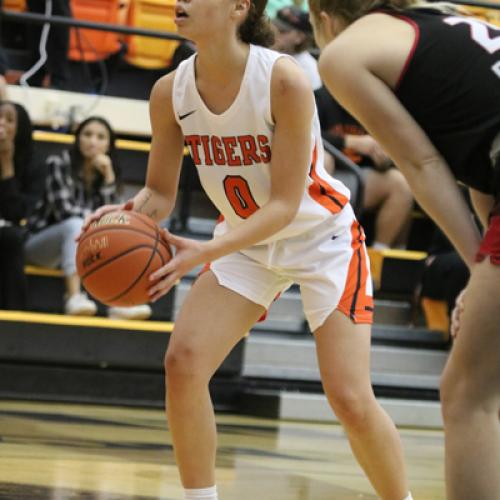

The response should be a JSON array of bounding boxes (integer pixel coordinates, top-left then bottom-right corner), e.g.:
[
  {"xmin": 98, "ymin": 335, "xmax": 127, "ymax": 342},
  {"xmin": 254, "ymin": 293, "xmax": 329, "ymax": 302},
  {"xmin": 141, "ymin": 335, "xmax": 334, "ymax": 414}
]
[{"xmin": 84, "ymin": 0, "xmax": 412, "ymax": 498}]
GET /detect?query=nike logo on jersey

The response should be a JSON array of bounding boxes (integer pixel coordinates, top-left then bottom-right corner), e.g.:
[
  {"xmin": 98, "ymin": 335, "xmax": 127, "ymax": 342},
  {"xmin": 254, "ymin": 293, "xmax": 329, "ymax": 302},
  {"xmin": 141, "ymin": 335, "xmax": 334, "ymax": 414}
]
[{"xmin": 178, "ymin": 110, "xmax": 196, "ymax": 120}]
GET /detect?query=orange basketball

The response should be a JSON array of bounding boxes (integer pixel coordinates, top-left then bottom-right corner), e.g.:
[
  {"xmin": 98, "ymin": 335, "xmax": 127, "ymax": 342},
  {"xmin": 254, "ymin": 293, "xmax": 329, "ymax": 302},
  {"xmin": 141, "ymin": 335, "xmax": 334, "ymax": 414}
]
[{"xmin": 76, "ymin": 210, "xmax": 172, "ymax": 307}]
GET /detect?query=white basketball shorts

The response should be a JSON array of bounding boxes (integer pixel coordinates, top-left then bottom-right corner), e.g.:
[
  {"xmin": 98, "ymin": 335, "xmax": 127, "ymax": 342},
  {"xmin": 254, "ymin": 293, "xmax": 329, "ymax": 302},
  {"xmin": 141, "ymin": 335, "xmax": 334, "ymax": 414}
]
[{"xmin": 205, "ymin": 204, "xmax": 373, "ymax": 332}]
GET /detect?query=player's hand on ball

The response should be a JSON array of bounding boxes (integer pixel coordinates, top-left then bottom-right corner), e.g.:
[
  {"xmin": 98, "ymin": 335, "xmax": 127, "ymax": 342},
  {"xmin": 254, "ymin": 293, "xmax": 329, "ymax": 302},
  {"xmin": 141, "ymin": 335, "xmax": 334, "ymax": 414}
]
[
  {"xmin": 450, "ymin": 288, "xmax": 466, "ymax": 339},
  {"xmin": 148, "ymin": 230, "xmax": 206, "ymax": 302},
  {"xmin": 78, "ymin": 200, "xmax": 134, "ymax": 240}
]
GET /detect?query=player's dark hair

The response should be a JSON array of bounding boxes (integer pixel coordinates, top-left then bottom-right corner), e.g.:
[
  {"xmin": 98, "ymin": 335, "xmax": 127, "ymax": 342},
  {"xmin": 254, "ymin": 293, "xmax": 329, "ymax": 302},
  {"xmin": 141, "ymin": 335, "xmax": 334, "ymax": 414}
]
[
  {"xmin": 238, "ymin": 0, "xmax": 275, "ymax": 47},
  {"xmin": 71, "ymin": 116, "xmax": 122, "ymax": 189},
  {"xmin": 0, "ymin": 101, "xmax": 34, "ymax": 180}
]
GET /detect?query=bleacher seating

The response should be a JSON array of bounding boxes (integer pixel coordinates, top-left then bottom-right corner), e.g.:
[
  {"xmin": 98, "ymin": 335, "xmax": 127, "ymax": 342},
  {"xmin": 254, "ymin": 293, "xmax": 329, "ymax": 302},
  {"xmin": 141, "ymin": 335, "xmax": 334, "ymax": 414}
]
[
  {"xmin": 124, "ymin": 0, "xmax": 179, "ymax": 69},
  {"xmin": 467, "ymin": 5, "xmax": 500, "ymax": 27},
  {"xmin": 69, "ymin": 0, "xmax": 123, "ymax": 62},
  {"xmin": 3, "ymin": 0, "xmax": 25, "ymax": 12},
  {"xmin": 420, "ymin": 297, "xmax": 450, "ymax": 338},
  {"xmin": 25, "ymin": 264, "xmax": 174, "ymax": 320}
]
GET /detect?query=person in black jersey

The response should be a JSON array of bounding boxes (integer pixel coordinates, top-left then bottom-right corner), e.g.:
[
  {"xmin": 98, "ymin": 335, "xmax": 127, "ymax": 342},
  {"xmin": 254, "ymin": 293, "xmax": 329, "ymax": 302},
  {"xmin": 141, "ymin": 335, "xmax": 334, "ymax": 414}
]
[{"xmin": 308, "ymin": 1, "xmax": 500, "ymax": 499}]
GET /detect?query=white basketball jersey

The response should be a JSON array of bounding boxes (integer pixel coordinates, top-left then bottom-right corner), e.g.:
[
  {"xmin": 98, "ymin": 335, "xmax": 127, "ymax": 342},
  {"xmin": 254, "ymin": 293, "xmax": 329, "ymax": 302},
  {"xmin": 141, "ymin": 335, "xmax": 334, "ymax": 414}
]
[{"xmin": 172, "ymin": 44, "xmax": 351, "ymax": 243}]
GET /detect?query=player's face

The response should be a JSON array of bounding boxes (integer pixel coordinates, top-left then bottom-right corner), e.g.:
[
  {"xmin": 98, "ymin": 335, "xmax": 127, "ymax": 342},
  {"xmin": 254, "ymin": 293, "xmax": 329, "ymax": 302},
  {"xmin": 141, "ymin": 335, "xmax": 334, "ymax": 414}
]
[
  {"xmin": 175, "ymin": 0, "xmax": 249, "ymax": 42},
  {"xmin": 78, "ymin": 121, "xmax": 110, "ymax": 159},
  {"xmin": 0, "ymin": 104, "xmax": 17, "ymax": 144}
]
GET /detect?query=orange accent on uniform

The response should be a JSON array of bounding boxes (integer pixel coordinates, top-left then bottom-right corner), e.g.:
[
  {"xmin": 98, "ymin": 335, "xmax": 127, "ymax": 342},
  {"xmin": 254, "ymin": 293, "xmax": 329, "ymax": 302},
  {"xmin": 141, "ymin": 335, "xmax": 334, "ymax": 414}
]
[
  {"xmin": 337, "ymin": 221, "xmax": 374, "ymax": 324},
  {"xmin": 308, "ymin": 145, "xmax": 349, "ymax": 214},
  {"xmin": 223, "ymin": 176, "xmax": 260, "ymax": 219}
]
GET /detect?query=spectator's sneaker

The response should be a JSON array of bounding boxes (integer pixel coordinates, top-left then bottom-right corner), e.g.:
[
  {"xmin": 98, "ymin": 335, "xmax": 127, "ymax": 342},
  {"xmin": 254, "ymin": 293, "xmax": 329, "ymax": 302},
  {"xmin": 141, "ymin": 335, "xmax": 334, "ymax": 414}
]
[
  {"xmin": 107, "ymin": 304, "xmax": 152, "ymax": 321},
  {"xmin": 65, "ymin": 293, "xmax": 97, "ymax": 316}
]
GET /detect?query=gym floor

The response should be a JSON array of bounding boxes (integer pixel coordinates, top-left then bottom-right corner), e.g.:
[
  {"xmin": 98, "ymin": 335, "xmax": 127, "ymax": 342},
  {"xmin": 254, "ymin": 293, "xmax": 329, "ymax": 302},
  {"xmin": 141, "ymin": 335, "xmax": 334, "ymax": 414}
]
[{"xmin": 0, "ymin": 400, "xmax": 445, "ymax": 499}]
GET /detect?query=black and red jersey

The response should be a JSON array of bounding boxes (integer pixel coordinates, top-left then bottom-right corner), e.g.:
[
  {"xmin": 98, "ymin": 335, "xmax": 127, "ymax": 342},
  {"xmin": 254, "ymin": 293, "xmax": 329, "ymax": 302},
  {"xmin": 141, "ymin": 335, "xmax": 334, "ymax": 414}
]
[{"xmin": 385, "ymin": 8, "xmax": 500, "ymax": 194}]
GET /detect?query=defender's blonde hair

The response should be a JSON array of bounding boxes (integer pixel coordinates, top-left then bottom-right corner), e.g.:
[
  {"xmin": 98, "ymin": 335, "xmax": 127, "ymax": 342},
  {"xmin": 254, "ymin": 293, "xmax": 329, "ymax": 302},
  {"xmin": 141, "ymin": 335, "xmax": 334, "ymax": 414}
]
[{"xmin": 308, "ymin": 0, "xmax": 459, "ymax": 23}]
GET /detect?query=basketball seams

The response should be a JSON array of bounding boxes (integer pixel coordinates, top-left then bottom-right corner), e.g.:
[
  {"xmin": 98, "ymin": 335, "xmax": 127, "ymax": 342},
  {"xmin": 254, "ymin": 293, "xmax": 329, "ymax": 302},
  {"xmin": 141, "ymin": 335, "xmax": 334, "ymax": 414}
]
[
  {"xmin": 77, "ymin": 210, "xmax": 172, "ymax": 306},
  {"xmin": 80, "ymin": 244, "xmax": 158, "ymax": 281},
  {"xmin": 104, "ymin": 223, "xmax": 162, "ymax": 304},
  {"xmin": 79, "ymin": 226, "xmax": 157, "ymax": 246}
]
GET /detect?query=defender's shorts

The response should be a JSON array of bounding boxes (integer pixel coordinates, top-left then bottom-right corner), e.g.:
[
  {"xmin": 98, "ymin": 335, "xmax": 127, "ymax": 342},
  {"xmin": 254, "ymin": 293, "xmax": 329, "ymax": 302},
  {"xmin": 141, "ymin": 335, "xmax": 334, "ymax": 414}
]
[
  {"xmin": 476, "ymin": 212, "xmax": 500, "ymax": 266},
  {"xmin": 209, "ymin": 205, "xmax": 373, "ymax": 332},
  {"xmin": 476, "ymin": 132, "xmax": 500, "ymax": 265}
]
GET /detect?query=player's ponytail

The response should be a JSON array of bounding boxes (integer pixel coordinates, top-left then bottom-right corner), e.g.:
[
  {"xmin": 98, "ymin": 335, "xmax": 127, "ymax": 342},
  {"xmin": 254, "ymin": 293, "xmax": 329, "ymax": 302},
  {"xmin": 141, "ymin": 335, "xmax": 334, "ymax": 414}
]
[{"xmin": 238, "ymin": 0, "xmax": 275, "ymax": 47}]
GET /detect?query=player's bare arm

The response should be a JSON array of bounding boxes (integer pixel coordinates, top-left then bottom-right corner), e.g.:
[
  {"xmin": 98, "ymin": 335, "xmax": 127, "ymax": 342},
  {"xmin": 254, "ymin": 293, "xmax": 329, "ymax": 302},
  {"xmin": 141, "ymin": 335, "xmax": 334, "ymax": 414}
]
[
  {"xmin": 318, "ymin": 21, "xmax": 481, "ymax": 267},
  {"xmin": 133, "ymin": 73, "xmax": 185, "ymax": 222},
  {"xmin": 148, "ymin": 58, "xmax": 315, "ymax": 300},
  {"xmin": 80, "ymin": 74, "xmax": 185, "ymax": 234}
]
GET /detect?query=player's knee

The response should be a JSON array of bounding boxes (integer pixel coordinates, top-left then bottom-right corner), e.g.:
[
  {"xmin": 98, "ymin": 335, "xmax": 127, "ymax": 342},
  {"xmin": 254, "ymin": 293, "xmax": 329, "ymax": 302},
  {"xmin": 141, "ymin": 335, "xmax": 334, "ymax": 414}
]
[
  {"xmin": 388, "ymin": 170, "xmax": 412, "ymax": 200},
  {"xmin": 326, "ymin": 385, "xmax": 373, "ymax": 430},
  {"xmin": 164, "ymin": 341, "xmax": 206, "ymax": 384}
]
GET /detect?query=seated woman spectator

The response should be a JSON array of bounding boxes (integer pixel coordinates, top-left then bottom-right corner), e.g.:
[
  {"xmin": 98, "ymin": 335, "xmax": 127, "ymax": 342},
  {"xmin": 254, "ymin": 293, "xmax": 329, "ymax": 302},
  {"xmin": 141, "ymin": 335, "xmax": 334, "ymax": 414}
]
[
  {"xmin": 0, "ymin": 101, "xmax": 44, "ymax": 310},
  {"xmin": 26, "ymin": 116, "xmax": 151, "ymax": 319},
  {"xmin": 315, "ymin": 86, "xmax": 414, "ymax": 249}
]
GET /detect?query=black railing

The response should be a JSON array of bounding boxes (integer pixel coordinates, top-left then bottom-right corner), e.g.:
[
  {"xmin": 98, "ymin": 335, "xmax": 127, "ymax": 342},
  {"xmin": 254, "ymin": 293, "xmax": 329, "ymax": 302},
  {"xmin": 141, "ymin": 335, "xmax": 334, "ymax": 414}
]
[{"xmin": 0, "ymin": 9, "xmax": 185, "ymax": 41}]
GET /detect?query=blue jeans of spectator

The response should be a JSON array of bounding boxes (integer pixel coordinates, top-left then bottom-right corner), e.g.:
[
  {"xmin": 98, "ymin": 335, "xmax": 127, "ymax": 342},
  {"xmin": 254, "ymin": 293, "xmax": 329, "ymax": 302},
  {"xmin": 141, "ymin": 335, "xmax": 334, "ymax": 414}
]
[{"xmin": 25, "ymin": 217, "xmax": 83, "ymax": 276}]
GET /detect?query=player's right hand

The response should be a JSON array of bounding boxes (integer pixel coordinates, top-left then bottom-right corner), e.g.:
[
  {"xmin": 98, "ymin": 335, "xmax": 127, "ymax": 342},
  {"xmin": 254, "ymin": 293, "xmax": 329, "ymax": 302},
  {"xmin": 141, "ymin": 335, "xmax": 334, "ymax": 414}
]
[{"xmin": 77, "ymin": 200, "xmax": 134, "ymax": 241}]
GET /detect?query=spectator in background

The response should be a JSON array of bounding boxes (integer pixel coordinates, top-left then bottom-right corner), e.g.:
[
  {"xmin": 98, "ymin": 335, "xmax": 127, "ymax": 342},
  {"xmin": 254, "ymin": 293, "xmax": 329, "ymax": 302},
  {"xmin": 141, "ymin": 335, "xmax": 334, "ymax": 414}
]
[
  {"xmin": 266, "ymin": 0, "xmax": 308, "ymax": 19},
  {"xmin": 315, "ymin": 86, "xmax": 414, "ymax": 249},
  {"xmin": 0, "ymin": 0, "xmax": 9, "ymax": 101},
  {"xmin": 272, "ymin": 6, "xmax": 322, "ymax": 90},
  {"xmin": 25, "ymin": 0, "xmax": 72, "ymax": 89},
  {"xmin": 25, "ymin": 116, "xmax": 152, "ymax": 320},
  {"xmin": 0, "ymin": 101, "xmax": 44, "ymax": 310}
]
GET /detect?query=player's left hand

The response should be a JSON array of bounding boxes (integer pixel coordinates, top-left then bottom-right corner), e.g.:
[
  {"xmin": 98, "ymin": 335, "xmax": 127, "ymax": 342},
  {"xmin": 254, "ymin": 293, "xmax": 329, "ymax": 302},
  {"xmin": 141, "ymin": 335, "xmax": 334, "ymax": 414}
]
[{"xmin": 147, "ymin": 229, "xmax": 207, "ymax": 301}]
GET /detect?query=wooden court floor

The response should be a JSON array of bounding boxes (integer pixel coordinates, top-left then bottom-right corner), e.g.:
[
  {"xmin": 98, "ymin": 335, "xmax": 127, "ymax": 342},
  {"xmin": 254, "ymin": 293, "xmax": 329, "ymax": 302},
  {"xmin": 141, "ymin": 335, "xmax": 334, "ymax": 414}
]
[{"xmin": 0, "ymin": 400, "xmax": 445, "ymax": 499}]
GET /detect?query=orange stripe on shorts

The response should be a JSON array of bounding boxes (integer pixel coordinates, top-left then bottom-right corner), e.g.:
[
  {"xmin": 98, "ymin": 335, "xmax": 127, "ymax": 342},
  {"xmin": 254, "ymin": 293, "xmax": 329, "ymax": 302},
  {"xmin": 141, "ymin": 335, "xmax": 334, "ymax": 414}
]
[{"xmin": 337, "ymin": 221, "xmax": 374, "ymax": 324}]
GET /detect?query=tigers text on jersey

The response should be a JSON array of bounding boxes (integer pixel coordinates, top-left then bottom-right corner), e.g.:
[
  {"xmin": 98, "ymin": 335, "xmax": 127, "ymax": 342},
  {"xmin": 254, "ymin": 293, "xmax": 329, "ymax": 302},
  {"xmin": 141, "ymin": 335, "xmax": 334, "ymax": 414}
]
[
  {"xmin": 172, "ymin": 44, "xmax": 351, "ymax": 244},
  {"xmin": 386, "ymin": 8, "xmax": 500, "ymax": 194}
]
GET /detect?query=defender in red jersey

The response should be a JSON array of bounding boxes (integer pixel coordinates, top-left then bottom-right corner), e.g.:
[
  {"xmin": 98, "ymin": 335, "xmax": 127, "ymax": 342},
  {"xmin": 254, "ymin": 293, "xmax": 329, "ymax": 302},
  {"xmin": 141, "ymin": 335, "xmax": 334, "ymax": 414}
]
[{"xmin": 309, "ymin": 1, "xmax": 500, "ymax": 499}]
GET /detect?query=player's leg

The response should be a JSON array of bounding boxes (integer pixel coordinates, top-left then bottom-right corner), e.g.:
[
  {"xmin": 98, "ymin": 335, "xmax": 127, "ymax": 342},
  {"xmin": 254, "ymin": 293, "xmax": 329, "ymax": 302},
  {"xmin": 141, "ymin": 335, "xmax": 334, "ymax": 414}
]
[
  {"xmin": 165, "ymin": 270, "xmax": 266, "ymax": 489},
  {"xmin": 296, "ymin": 213, "xmax": 409, "ymax": 499},
  {"xmin": 440, "ymin": 259, "xmax": 500, "ymax": 500},
  {"xmin": 314, "ymin": 312, "xmax": 409, "ymax": 500},
  {"xmin": 363, "ymin": 168, "xmax": 413, "ymax": 248}
]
